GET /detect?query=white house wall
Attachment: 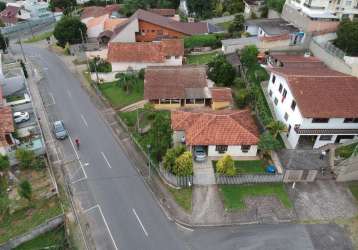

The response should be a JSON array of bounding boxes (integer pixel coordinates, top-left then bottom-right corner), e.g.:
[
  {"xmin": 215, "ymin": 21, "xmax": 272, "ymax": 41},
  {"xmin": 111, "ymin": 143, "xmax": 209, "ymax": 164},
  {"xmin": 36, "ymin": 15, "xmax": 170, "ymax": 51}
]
[
  {"xmin": 245, "ymin": 24, "xmax": 259, "ymax": 36},
  {"xmin": 87, "ymin": 23, "xmax": 105, "ymax": 38},
  {"xmin": 208, "ymin": 145, "xmax": 258, "ymax": 157},
  {"xmin": 111, "ymin": 56, "xmax": 182, "ymax": 71},
  {"xmin": 110, "ymin": 19, "xmax": 138, "ymax": 43}
]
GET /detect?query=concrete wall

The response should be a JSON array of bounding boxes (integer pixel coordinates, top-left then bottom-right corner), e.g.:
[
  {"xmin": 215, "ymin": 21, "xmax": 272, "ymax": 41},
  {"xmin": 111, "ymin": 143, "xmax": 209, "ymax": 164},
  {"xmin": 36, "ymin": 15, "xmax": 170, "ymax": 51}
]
[
  {"xmin": 111, "ymin": 19, "xmax": 138, "ymax": 42},
  {"xmin": 268, "ymin": 9, "xmax": 280, "ymax": 19},
  {"xmin": 136, "ymin": 20, "xmax": 186, "ymax": 42},
  {"xmin": 212, "ymin": 101, "xmax": 231, "ymax": 110},
  {"xmin": 208, "ymin": 145, "xmax": 258, "ymax": 157},
  {"xmin": 111, "ymin": 56, "xmax": 182, "ymax": 71},
  {"xmin": 283, "ymin": 169, "xmax": 318, "ymax": 182},
  {"xmin": 154, "ymin": 103, "xmax": 181, "ymax": 109}
]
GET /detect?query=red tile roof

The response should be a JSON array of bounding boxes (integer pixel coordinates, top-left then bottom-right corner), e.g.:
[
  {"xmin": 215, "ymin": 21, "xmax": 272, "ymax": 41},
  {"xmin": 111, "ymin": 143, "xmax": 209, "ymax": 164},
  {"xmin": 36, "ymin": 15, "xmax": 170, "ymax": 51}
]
[
  {"xmin": 270, "ymin": 54, "xmax": 321, "ymax": 64},
  {"xmin": 148, "ymin": 8, "xmax": 176, "ymax": 17},
  {"xmin": 107, "ymin": 39, "xmax": 184, "ymax": 63},
  {"xmin": 81, "ymin": 4, "xmax": 119, "ymax": 20},
  {"xmin": 268, "ymin": 66, "xmax": 346, "ymax": 78},
  {"xmin": 0, "ymin": 6, "xmax": 19, "ymax": 24},
  {"xmin": 0, "ymin": 106, "xmax": 14, "ymax": 134},
  {"xmin": 171, "ymin": 109, "xmax": 259, "ymax": 145},
  {"xmin": 210, "ymin": 87, "xmax": 233, "ymax": 103},
  {"xmin": 144, "ymin": 65, "xmax": 207, "ymax": 100}
]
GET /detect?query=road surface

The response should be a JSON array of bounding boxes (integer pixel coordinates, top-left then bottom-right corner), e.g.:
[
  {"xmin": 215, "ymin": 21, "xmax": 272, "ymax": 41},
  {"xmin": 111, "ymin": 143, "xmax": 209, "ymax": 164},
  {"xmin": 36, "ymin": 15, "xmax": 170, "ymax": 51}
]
[{"xmin": 13, "ymin": 43, "xmax": 353, "ymax": 250}]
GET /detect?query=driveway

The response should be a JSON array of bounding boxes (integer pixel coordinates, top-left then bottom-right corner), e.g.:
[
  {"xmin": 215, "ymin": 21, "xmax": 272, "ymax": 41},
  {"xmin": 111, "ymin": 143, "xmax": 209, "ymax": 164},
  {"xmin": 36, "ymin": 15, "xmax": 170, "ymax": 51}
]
[
  {"xmin": 193, "ymin": 160, "xmax": 216, "ymax": 185},
  {"xmin": 288, "ymin": 180, "xmax": 358, "ymax": 221}
]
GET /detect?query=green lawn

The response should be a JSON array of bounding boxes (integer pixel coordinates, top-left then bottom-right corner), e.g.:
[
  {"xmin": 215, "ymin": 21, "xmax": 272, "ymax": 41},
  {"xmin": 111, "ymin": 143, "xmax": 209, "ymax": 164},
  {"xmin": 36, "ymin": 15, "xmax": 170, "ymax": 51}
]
[
  {"xmin": 187, "ymin": 52, "xmax": 218, "ymax": 65},
  {"xmin": 168, "ymin": 187, "xmax": 192, "ymax": 212},
  {"xmin": 99, "ymin": 79, "xmax": 143, "ymax": 108},
  {"xmin": 217, "ymin": 21, "xmax": 232, "ymax": 30},
  {"xmin": 0, "ymin": 197, "xmax": 62, "ymax": 243},
  {"xmin": 6, "ymin": 95, "xmax": 24, "ymax": 102},
  {"xmin": 336, "ymin": 142, "xmax": 358, "ymax": 159},
  {"xmin": 14, "ymin": 225, "xmax": 66, "ymax": 250},
  {"xmin": 24, "ymin": 31, "xmax": 53, "ymax": 43},
  {"xmin": 235, "ymin": 160, "xmax": 266, "ymax": 174},
  {"xmin": 349, "ymin": 182, "xmax": 358, "ymax": 201},
  {"xmin": 219, "ymin": 183, "xmax": 292, "ymax": 211}
]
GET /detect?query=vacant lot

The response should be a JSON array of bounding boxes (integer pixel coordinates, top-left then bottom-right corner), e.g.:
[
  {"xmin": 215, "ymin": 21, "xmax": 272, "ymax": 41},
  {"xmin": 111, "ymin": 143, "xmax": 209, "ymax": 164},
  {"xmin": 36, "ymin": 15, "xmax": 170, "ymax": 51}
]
[{"xmin": 187, "ymin": 52, "xmax": 218, "ymax": 65}]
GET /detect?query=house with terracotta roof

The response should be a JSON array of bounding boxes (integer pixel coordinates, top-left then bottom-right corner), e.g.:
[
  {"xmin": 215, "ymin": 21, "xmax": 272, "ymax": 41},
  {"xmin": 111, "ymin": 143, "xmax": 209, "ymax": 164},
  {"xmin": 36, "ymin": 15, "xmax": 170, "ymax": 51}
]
[
  {"xmin": 0, "ymin": 105, "xmax": 15, "ymax": 155},
  {"xmin": 144, "ymin": 66, "xmax": 233, "ymax": 110},
  {"xmin": 107, "ymin": 39, "xmax": 184, "ymax": 71},
  {"xmin": 110, "ymin": 9, "xmax": 222, "ymax": 43},
  {"xmin": 86, "ymin": 14, "xmax": 127, "ymax": 39},
  {"xmin": 265, "ymin": 54, "xmax": 358, "ymax": 149},
  {"xmin": 80, "ymin": 4, "xmax": 120, "ymax": 23},
  {"xmin": 171, "ymin": 109, "xmax": 260, "ymax": 157}
]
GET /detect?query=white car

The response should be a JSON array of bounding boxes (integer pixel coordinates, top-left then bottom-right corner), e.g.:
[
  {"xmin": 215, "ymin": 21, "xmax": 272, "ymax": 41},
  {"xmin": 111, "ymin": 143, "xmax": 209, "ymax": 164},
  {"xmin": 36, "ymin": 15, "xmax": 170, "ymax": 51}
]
[{"xmin": 13, "ymin": 112, "xmax": 30, "ymax": 123}]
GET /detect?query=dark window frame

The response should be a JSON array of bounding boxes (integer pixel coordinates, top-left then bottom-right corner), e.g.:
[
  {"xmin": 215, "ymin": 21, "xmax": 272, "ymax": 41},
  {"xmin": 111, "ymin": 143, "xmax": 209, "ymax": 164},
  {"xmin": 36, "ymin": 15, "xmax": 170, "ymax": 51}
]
[
  {"xmin": 216, "ymin": 145, "xmax": 228, "ymax": 153},
  {"xmin": 291, "ymin": 100, "xmax": 296, "ymax": 111},
  {"xmin": 241, "ymin": 145, "xmax": 251, "ymax": 153},
  {"xmin": 312, "ymin": 118, "xmax": 329, "ymax": 123},
  {"xmin": 319, "ymin": 135, "xmax": 333, "ymax": 141}
]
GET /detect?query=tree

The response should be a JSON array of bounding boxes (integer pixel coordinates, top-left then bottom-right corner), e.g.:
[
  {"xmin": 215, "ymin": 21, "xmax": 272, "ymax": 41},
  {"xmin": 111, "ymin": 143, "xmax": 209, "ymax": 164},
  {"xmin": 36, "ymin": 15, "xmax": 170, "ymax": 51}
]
[
  {"xmin": 18, "ymin": 180, "xmax": 32, "ymax": 202},
  {"xmin": 15, "ymin": 149, "xmax": 36, "ymax": 169},
  {"xmin": 148, "ymin": 112, "xmax": 172, "ymax": 161},
  {"xmin": 240, "ymin": 45, "xmax": 259, "ymax": 69},
  {"xmin": 116, "ymin": 72, "xmax": 138, "ymax": 94},
  {"xmin": 173, "ymin": 151, "xmax": 193, "ymax": 176},
  {"xmin": 187, "ymin": 0, "xmax": 214, "ymax": 19},
  {"xmin": 223, "ymin": 0, "xmax": 244, "ymax": 14},
  {"xmin": 216, "ymin": 154, "xmax": 236, "ymax": 176},
  {"xmin": 54, "ymin": 16, "xmax": 87, "ymax": 47},
  {"xmin": 89, "ymin": 58, "xmax": 112, "ymax": 73},
  {"xmin": 0, "ymin": 2, "xmax": 6, "ymax": 12},
  {"xmin": 0, "ymin": 195, "xmax": 9, "ymax": 218},
  {"xmin": 0, "ymin": 155, "xmax": 9, "ymax": 172},
  {"xmin": 207, "ymin": 54, "xmax": 236, "ymax": 86},
  {"xmin": 266, "ymin": 0, "xmax": 285, "ymax": 13},
  {"xmin": 228, "ymin": 13, "xmax": 244, "ymax": 36},
  {"xmin": 0, "ymin": 32, "xmax": 8, "ymax": 53},
  {"xmin": 49, "ymin": 0, "xmax": 76, "ymax": 14},
  {"xmin": 163, "ymin": 145, "xmax": 186, "ymax": 173},
  {"xmin": 258, "ymin": 132, "xmax": 283, "ymax": 157},
  {"xmin": 266, "ymin": 120, "xmax": 287, "ymax": 138},
  {"xmin": 122, "ymin": 0, "xmax": 148, "ymax": 16},
  {"xmin": 335, "ymin": 19, "xmax": 358, "ymax": 56}
]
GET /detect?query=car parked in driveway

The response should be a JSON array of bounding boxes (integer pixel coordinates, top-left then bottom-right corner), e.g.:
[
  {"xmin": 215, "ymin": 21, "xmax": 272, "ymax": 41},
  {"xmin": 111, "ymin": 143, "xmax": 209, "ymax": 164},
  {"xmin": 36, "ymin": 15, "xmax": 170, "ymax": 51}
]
[
  {"xmin": 53, "ymin": 120, "xmax": 68, "ymax": 140},
  {"xmin": 194, "ymin": 146, "xmax": 207, "ymax": 162},
  {"xmin": 13, "ymin": 111, "xmax": 30, "ymax": 123}
]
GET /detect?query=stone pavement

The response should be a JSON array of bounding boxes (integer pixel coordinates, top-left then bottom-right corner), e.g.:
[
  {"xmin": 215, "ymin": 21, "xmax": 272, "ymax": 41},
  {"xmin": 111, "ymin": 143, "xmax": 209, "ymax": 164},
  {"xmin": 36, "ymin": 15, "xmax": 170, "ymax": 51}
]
[{"xmin": 193, "ymin": 160, "xmax": 216, "ymax": 185}]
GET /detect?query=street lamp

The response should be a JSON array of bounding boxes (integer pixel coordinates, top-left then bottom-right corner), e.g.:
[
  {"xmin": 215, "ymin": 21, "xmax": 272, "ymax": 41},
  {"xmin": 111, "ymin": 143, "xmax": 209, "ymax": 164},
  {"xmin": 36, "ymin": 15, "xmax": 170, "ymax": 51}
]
[{"xmin": 147, "ymin": 144, "xmax": 151, "ymax": 179}]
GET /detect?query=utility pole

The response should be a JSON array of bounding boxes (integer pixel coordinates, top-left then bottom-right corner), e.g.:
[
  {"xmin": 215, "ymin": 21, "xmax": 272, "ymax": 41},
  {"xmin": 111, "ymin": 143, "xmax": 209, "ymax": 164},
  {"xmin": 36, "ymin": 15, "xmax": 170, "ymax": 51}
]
[
  {"xmin": 18, "ymin": 38, "xmax": 26, "ymax": 62},
  {"xmin": 79, "ymin": 28, "xmax": 91, "ymax": 74},
  {"xmin": 147, "ymin": 144, "xmax": 151, "ymax": 179}
]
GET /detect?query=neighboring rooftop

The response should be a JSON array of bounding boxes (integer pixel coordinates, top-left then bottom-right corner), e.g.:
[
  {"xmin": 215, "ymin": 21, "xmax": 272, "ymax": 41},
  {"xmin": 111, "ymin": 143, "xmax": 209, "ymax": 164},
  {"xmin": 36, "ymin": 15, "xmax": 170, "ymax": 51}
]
[
  {"xmin": 0, "ymin": 5, "xmax": 19, "ymax": 24},
  {"xmin": 107, "ymin": 39, "xmax": 184, "ymax": 63},
  {"xmin": 148, "ymin": 8, "xmax": 176, "ymax": 17},
  {"xmin": 104, "ymin": 18, "xmax": 127, "ymax": 31},
  {"xmin": 246, "ymin": 18, "xmax": 299, "ymax": 35},
  {"xmin": 0, "ymin": 106, "xmax": 14, "ymax": 134},
  {"xmin": 171, "ymin": 109, "xmax": 259, "ymax": 145},
  {"xmin": 80, "ymin": 4, "xmax": 120, "ymax": 20},
  {"xmin": 144, "ymin": 65, "xmax": 208, "ymax": 100},
  {"xmin": 210, "ymin": 87, "xmax": 233, "ymax": 103},
  {"xmin": 244, "ymin": 0, "xmax": 265, "ymax": 6}
]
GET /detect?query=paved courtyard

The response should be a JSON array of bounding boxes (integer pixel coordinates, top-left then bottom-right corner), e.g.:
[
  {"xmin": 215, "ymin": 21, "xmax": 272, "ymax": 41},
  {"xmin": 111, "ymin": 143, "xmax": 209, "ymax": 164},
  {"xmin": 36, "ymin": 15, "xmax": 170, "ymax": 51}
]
[
  {"xmin": 193, "ymin": 160, "xmax": 216, "ymax": 185},
  {"xmin": 288, "ymin": 180, "xmax": 358, "ymax": 221}
]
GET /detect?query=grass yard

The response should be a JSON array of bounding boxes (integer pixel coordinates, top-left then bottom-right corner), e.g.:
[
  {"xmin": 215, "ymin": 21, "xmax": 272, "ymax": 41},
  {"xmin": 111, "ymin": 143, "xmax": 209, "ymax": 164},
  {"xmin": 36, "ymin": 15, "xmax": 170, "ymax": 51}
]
[
  {"xmin": 235, "ymin": 160, "xmax": 266, "ymax": 174},
  {"xmin": 168, "ymin": 187, "xmax": 192, "ymax": 212},
  {"xmin": 187, "ymin": 52, "xmax": 218, "ymax": 65},
  {"xmin": 219, "ymin": 183, "xmax": 292, "ymax": 211},
  {"xmin": 14, "ymin": 225, "xmax": 67, "ymax": 250},
  {"xmin": 6, "ymin": 95, "xmax": 24, "ymax": 102},
  {"xmin": 24, "ymin": 31, "xmax": 53, "ymax": 43},
  {"xmin": 348, "ymin": 182, "xmax": 358, "ymax": 201},
  {"xmin": 217, "ymin": 21, "xmax": 232, "ymax": 31},
  {"xmin": 0, "ymin": 196, "xmax": 62, "ymax": 243},
  {"xmin": 99, "ymin": 79, "xmax": 143, "ymax": 108},
  {"xmin": 336, "ymin": 142, "xmax": 358, "ymax": 159}
]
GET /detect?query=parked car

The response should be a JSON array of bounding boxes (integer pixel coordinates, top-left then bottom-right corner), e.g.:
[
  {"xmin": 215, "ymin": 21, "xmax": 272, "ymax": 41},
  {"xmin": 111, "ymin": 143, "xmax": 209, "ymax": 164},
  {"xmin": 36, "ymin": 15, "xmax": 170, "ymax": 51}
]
[
  {"xmin": 194, "ymin": 146, "xmax": 207, "ymax": 162},
  {"xmin": 13, "ymin": 111, "xmax": 30, "ymax": 123},
  {"xmin": 53, "ymin": 120, "xmax": 68, "ymax": 140}
]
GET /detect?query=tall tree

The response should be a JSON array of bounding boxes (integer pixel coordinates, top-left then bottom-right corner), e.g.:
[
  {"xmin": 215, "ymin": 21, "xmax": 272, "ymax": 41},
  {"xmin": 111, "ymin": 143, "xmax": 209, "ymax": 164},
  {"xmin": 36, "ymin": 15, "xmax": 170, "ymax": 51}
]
[
  {"xmin": 187, "ymin": 0, "xmax": 214, "ymax": 19},
  {"xmin": 240, "ymin": 45, "xmax": 259, "ymax": 68},
  {"xmin": 258, "ymin": 132, "xmax": 283, "ymax": 157},
  {"xmin": 148, "ymin": 112, "xmax": 172, "ymax": 161},
  {"xmin": 49, "ymin": 0, "xmax": 77, "ymax": 14},
  {"xmin": 0, "ymin": 2, "xmax": 6, "ymax": 12},
  {"xmin": 335, "ymin": 19, "xmax": 358, "ymax": 56},
  {"xmin": 228, "ymin": 13, "xmax": 245, "ymax": 36},
  {"xmin": 266, "ymin": 120, "xmax": 287, "ymax": 138},
  {"xmin": 54, "ymin": 16, "xmax": 87, "ymax": 47},
  {"xmin": 207, "ymin": 54, "xmax": 236, "ymax": 86}
]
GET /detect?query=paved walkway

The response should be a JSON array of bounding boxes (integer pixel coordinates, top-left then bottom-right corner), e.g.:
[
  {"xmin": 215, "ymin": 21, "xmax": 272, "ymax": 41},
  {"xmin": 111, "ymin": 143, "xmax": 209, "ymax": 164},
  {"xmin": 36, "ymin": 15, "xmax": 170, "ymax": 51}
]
[
  {"xmin": 119, "ymin": 100, "xmax": 148, "ymax": 112},
  {"xmin": 193, "ymin": 160, "xmax": 216, "ymax": 185}
]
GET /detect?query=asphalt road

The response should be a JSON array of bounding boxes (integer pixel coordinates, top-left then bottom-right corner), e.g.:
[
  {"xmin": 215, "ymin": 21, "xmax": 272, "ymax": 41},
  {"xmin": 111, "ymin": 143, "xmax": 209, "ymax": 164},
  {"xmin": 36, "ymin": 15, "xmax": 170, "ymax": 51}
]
[{"xmin": 12, "ymin": 43, "xmax": 353, "ymax": 250}]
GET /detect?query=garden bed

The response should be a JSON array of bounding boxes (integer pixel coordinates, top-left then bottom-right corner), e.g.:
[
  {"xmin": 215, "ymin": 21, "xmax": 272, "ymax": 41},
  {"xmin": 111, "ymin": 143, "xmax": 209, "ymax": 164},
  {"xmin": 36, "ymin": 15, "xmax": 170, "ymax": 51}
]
[
  {"xmin": 213, "ymin": 160, "xmax": 267, "ymax": 174},
  {"xmin": 336, "ymin": 142, "xmax": 358, "ymax": 159},
  {"xmin": 219, "ymin": 183, "xmax": 292, "ymax": 211},
  {"xmin": 187, "ymin": 52, "xmax": 218, "ymax": 65}
]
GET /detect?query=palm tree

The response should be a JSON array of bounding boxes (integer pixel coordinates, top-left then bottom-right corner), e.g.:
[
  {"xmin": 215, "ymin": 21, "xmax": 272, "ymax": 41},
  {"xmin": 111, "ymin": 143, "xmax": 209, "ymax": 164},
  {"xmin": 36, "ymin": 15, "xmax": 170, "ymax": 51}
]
[{"xmin": 266, "ymin": 120, "xmax": 287, "ymax": 138}]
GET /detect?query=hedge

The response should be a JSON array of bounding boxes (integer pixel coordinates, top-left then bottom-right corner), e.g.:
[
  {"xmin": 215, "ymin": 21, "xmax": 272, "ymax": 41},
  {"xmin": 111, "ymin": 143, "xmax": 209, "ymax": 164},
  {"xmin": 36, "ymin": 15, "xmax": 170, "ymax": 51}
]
[{"xmin": 184, "ymin": 34, "xmax": 221, "ymax": 49}]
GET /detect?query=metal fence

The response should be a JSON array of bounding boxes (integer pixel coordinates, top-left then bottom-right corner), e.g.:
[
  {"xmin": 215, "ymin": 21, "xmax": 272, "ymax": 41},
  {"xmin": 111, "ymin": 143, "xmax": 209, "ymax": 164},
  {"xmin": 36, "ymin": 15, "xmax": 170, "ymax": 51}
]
[
  {"xmin": 312, "ymin": 38, "xmax": 346, "ymax": 59},
  {"xmin": 215, "ymin": 173, "xmax": 284, "ymax": 184},
  {"xmin": 159, "ymin": 166, "xmax": 193, "ymax": 188},
  {"xmin": 1, "ymin": 16, "xmax": 56, "ymax": 36}
]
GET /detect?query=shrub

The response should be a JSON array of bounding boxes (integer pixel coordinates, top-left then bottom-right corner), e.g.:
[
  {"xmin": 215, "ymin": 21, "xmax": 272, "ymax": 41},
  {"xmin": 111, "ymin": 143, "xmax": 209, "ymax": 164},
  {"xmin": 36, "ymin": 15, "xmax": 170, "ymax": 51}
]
[
  {"xmin": 207, "ymin": 54, "xmax": 236, "ymax": 86},
  {"xmin": 89, "ymin": 59, "xmax": 112, "ymax": 73},
  {"xmin": 163, "ymin": 145, "xmax": 186, "ymax": 173},
  {"xmin": 184, "ymin": 34, "xmax": 220, "ymax": 49},
  {"xmin": 138, "ymin": 68, "xmax": 145, "ymax": 80},
  {"xmin": 267, "ymin": 0, "xmax": 285, "ymax": 13},
  {"xmin": 18, "ymin": 180, "xmax": 32, "ymax": 202},
  {"xmin": 15, "ymin": 149, "xmax": 36, "ymax": 169},
  {"xmin": 0, "ymin": 195, "xmax": 9, "ymax": 217},
  {"xmin": 64, "ymin": 42, "xmax": 71, "ymax": 55},
  {"xmin": 234, "ymin": 77, "xmax": 246, "ymax": 89},
  {"xmin": 173, "ymin": 151, "xmax": 193, "ymax": 176},
  {"xmin": 0, "ymin": 154, "xmax": 9, "ymax": 171},
  {"xmin": 235, "ymin": 88, "xmax": 250, "ymax": 108},
  {"xmin": 216, "ymin": 155, "xmax": 236, "ymax": 176},
  {"xmin": 54, "ymin": 16, "xmax": 87, "ymax": 47},
  {"xmin": 258, "ymin": 132, "xmax": 283, "ymax": 157},
  {"xmin": 32, "ymin": 157, "xmax": 46, "ymax": 170}
]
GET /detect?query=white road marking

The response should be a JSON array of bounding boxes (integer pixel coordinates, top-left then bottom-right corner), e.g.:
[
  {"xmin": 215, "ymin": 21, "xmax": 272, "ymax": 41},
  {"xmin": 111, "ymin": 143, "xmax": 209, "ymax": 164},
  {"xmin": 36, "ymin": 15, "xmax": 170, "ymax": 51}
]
[
  {"xmin": 97, "ymin": 205, "xmax": 119, "ymax": 250},
  {"xmin": 175, "ymin": 222, "xmax": 194, "ymax": 232},
  {"xmin": 83, "ymin": 205, "xmax": 99, "ymax": 214},
  {"xmin": 49, "ymin": 92, "xmax": 55, "ymax": 105},
  {"xmin": 80, "ymin": 114, "xmax": 88, "ymax": 127},
  {"xmin": 71, "ymin": 177, "xmax": 87, "ymax": 185},
  {"xmin": 101, "ymin": 152, "xmax": 112, "ymax": 168},
  {"xmin": 69, "ymin": 135, "xmax": 87, "ymax": 179},
  {"xmin": 67, "ymin": 89, "xmax": 72, "ymax": 98},
  {"xmin": 132, "ymin": 208, "xmax": 149, "ymax": 237}
]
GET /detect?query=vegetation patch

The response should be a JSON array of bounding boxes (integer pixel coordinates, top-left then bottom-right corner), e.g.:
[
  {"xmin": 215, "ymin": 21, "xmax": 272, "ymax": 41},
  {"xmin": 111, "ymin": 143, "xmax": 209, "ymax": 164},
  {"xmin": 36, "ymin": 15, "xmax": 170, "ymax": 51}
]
[
  {"xmin": 6, "ymin": 95, "xmax": 24, "ymax": 102},
  {"xmin": 168, "ymin": 187, "xmax": 192, "ymax": 212},
  {"xmin": 24, "ymin": 31, "xmax": 53, "ymax": 43},
  {"xmin": 219, "ymin": 183, "xmax": 292, "ymax": 211},
  {"xmin": 184, "ymin": 34, "xmax": 221, "ymax": 49},
  {"xmin": 187, "ymin": 52, "xmax": 218, "ymax": 65},
  {"xmin": 235, "ymin": 160, "xmax": 267, "ymax": 173},
  {"xmin": 336, "ymin": 142, "xmax": 358, "ymax": 159}
]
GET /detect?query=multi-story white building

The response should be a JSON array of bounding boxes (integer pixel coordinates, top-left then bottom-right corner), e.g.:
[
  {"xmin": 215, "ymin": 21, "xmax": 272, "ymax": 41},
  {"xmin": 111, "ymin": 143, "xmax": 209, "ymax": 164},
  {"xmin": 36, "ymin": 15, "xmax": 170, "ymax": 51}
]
[{"xmin": 266, "ymin": 54, "xmax": 358, "ymax": 149}]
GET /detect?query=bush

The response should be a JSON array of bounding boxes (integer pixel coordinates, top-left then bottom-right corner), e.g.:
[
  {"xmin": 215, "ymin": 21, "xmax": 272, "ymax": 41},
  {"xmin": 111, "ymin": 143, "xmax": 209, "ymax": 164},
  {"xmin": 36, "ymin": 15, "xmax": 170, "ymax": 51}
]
[
  {"xmin": 138, "ymin": 68, "xmax": 145, "ymax": 80},
  {"xmin": 258, "ymin": 132, "xmax": 283, "ymax": 156},
  {"xmin": 173, "ymin": 151, "xmax": 193, "ymax": 176},
  {"xmin": 235, "ymin": 88, "xmax": 250, "ymax": 108},
  {"xmin": 18, "ymin": 180, "xmax": 32, "ymax": 202},
  {"xmin": 15, "ymin": 149, "xmax": 36, "ymax": 169},
  {"xmin": 216, "ymin": 155, "xmax": 236, "ymax": 176},
  {"xmin": 163, "ymin": 145, "xmax": 186, "ymax": 173},
  {"xmin": 335, "ymin": 19, "xmax": 358, "ymax": 56},
  {"xmin": 89, "ymin": 59, "xmax": 112, "ymax": 73},
  {"xmin": 54, "ymin": 16, "xmax": 87, "ymax": 47},
  {"xmin": 184, "ymin": 34, "xmax": 221, "ymax": 49},
  {"xmin": 234, "ymin": 77, "xmax": 246, "ymax": 89},
  {"xmin": 267, "ymin": 0, "xmax": 285, "ymax": 13},
  {"xmin": 207, "ymin": 54, "xmax": 236, "ymax": 86},
  {"xmin": 0, "ymin": 154, "xmax": 9, "ymax": 171}
]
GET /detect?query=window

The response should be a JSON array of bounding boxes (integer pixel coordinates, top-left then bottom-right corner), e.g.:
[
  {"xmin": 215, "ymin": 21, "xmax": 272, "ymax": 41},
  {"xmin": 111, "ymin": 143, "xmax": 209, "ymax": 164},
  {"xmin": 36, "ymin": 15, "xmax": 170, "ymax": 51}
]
[
  {"xmin": 160, "ymin": 99, "xmax": 171, "ymax": 104},
  {"xmin": 291, "ymin": 100, "xmax": 296, "ymax": 111},
  {"xmin": 195, "ymin": 98, "xmax": 204, "ymax": 104},
  {"xmin": 278, "ymin": 84, "xmax": 283, "ymax": 93},
  {"xmin": 157, "ymin": 30, "xmax": 163, "ymax": 35},
  {"xmin": 287, "ymin": 124, "xmax": 291, "ymax": 137},
  {"xmin": 241, "ymin": 145, "xmax": 251, "ymax": 153},
  {"xmin": 312, "ymin": 118, "xmax": 329, "ymax": 123},
  {"xmin": 151, "ymin": 99, "xmax": 159, "ymax": 104},
  {"xmin": 346, "ymin": 0, "xmax": 352, "ymax": 6},
  {"xmin": 151, "ymin": 30, "xmax": 155, "ymax": 32},
  {"xmin": 282, "ymin": 89, "xmax": 287, "ymax": 102},
  {"xmin": 186, "ymin": 99, "xmax": 195, "ymax": 104},
  {"xmin": 175, "ymin": 55, "xmax": 180, "ymax": 59},
  {"xmin": 165, "ymin": 56, "xmax": 171, "ymax": 59},
  {"xmin": 272, "ymin": 75, "xmax": 276, "ymax": 84},
  {"xmin": 269, "ymin": 89, "xmax": 273, "ymax": 97},
  {"xmin": 344, "ymin": 118, "xmax": 358, "ymax": 123},
  {"xmin": 171, "ymin": 99, "xmax": 180, "ymax": 104},
  {"xmin": 319, "ymin": 135, "xmax": 333, "ymax": 141},
  {"xmin": 284, "ymin": 112, "xmax": 289, "ymax": 121},
  {"xmin": 274, "ymin": 97, "xmax": 278, "ymax": 105},
  {"xmin": 216, "ymin": 145, "xmax": 228, "ymax": 153}
]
